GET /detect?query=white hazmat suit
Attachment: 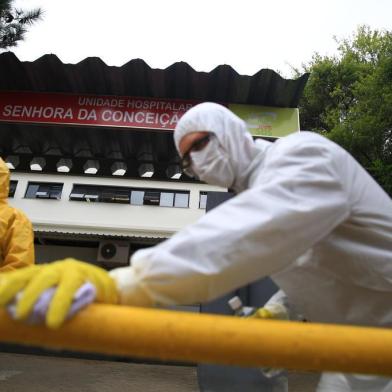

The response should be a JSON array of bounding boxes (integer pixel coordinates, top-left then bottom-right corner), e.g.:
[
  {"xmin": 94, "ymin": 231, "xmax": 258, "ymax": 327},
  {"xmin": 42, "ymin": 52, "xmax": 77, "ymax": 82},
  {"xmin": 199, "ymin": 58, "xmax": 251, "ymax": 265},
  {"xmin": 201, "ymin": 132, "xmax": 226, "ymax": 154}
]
[{"xmin": 109, "ymin": 103, "xmax": 392, "ymax": 391}]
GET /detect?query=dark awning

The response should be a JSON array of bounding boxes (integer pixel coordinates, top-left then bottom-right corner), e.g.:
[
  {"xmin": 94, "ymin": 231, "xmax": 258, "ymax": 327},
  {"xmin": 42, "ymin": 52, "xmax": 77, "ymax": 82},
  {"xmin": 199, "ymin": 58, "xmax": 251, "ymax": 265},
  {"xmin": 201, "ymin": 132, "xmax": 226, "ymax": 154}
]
[
  {"xmin": 0, "ymin": 53, "xmax": 309, "ymax": 181},
  {"xmin": 0, "ymin": 52, "xmax": 308, "ymax": 107}
]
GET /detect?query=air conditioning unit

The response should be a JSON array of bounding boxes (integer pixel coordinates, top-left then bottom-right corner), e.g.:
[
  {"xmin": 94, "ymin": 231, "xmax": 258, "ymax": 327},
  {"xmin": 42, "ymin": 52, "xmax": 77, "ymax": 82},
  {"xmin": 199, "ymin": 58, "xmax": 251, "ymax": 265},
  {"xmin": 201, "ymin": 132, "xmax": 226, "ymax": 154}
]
[{"xmin": 97, "ymin": 240, "xmax": 130, "ymax": 264}]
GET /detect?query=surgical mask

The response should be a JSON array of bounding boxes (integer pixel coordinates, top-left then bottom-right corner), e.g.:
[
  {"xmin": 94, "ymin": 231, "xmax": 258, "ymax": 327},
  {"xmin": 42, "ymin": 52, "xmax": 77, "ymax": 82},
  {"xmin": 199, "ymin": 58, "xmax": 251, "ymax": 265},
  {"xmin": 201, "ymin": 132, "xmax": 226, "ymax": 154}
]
[{"xmin": 190, "ymin": 136, "xmax": 235, "ymax": 188}]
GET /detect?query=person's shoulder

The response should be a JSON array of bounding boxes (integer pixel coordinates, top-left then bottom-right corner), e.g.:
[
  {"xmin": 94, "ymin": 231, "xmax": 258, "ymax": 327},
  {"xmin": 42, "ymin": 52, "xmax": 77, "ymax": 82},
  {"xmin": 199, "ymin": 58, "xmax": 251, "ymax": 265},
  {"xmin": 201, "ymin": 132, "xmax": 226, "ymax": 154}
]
[
  {"xmin": 12, "ymin": 207, "xmax": 32, "ymax": 225},
  {"xmin": 276, "ymin": 131, "xmax": 342, "ymax": 156},
  {"xmin": 281, "ymin": 131, "xmax": 333, "ymax": 145},
  {"xmin": 264, "ymin": 132, "xmax": 350, "ymax": 173}
]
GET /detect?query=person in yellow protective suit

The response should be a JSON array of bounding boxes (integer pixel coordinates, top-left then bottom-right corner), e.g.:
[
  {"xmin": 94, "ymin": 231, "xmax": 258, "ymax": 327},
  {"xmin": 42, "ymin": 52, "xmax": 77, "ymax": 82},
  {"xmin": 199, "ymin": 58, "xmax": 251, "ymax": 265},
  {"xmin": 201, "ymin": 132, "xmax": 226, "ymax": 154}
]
[{"xmin": 0, "ymin": 158, "xmax": 34, "ymax": 272}]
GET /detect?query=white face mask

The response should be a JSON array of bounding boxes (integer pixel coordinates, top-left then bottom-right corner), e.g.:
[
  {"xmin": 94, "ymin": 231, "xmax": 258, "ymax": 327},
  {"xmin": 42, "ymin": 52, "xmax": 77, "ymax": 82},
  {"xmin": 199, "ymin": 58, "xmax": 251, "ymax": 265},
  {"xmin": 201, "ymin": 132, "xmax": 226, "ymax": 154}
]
[{"xmin": 190, "ymin": 136, "xmax": 235, "ymax": 188}]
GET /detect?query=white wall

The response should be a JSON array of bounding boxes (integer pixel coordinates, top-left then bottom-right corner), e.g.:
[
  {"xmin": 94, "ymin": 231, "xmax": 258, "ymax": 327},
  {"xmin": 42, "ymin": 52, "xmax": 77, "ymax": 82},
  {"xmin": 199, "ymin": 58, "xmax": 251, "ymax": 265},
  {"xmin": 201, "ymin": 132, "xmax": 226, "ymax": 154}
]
[{"xmin": 9, "ymin": 172, "xmax": 224, "ymax": 239}]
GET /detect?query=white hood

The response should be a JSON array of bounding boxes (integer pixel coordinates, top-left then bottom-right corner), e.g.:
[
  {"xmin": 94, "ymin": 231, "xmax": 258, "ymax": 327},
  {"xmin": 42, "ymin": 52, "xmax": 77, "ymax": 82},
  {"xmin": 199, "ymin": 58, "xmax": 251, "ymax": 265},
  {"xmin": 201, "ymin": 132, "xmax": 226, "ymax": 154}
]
[{"xmin": 174, "ymin": 103, "xmax": 264, "ymax": 193}]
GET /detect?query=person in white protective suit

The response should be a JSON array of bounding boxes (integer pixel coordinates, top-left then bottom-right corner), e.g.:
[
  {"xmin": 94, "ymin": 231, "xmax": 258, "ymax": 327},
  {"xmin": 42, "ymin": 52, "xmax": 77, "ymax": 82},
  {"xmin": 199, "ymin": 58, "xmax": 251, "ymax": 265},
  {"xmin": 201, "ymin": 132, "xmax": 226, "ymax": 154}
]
[{"xmin": 0, "ymin": 103, "xmax": 391, "ymax": 391}]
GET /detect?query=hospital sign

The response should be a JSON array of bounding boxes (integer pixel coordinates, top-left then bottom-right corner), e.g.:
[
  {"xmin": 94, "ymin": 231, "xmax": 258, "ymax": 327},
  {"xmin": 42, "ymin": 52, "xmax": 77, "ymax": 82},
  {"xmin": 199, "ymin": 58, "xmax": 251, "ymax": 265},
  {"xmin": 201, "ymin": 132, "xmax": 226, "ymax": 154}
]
[{"xmin": 0, "ymin": 91, "xmax": 299, "ymax": 138}]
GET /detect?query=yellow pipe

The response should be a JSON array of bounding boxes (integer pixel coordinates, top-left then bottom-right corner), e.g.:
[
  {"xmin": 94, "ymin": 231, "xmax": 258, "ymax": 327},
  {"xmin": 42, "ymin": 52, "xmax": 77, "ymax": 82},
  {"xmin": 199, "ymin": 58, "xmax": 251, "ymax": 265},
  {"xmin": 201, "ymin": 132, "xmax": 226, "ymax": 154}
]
[{"xmin": 0, "ymin": 304, "xmax": 391, "ymax": 375}]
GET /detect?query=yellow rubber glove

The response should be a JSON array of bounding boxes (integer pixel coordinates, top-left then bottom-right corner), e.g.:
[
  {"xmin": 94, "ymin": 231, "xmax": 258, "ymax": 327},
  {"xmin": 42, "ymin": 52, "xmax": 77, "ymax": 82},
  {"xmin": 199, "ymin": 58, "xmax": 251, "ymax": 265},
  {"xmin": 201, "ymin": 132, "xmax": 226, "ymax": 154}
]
[
  {"xmin": 0, "ymin": 258, "xmax": 118, "ymax": 329},
  {"xmin": 253, "ymin": 308, "xmax": 275, "ymax": 319},
  {"xmin": 251, "ymin": 303, "xmax": 289, "ymax": 320}
]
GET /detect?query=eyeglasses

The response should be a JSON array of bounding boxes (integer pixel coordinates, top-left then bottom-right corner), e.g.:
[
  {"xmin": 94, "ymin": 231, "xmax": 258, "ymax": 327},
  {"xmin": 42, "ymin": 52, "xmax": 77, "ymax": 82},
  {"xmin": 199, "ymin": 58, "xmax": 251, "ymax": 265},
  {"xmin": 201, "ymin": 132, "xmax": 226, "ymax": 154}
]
[{"xmin": 180, "ymin": 134, "xmax": 211, "ymax": 177}]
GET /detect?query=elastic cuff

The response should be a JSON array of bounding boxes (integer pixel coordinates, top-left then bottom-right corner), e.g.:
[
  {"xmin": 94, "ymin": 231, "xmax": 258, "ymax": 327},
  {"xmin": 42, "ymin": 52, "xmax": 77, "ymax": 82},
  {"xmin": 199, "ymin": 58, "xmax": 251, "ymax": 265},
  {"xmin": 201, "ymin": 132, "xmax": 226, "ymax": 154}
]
[
  {"xmin": 109, "ymin": 267, "xmax": 154, "ymax": 307},
  {"xmin": 264, "ymin": 303, "xmax": 290, "ymax": 320}
]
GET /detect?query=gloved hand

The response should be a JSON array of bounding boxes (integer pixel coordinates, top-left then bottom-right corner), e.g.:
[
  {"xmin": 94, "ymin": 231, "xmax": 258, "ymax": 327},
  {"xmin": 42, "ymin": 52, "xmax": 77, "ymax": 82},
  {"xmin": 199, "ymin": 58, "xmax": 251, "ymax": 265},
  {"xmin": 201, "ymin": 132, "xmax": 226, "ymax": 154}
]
[
  {"xmin": 228, "ymin": 296, "xmax": 289, "ymax": 320},
  {"xmin": 251, "ymin": 303, "xmax": 289, "ymax": 320},
  {"xmin": 7, "ymin": 282, "xmax": 96, "ymax": 325},
  {"xmin": 0, "ymin": 259, "xmax": 118, "ymax": 329}
]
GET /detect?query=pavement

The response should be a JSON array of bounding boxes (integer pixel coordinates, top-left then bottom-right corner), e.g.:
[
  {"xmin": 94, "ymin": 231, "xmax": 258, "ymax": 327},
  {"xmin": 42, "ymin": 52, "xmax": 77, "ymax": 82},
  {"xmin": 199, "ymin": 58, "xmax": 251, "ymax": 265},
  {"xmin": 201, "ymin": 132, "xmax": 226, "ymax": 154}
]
[{"xmin": 0, "ymin": 352, "xmax": 320, "ymax": 391}]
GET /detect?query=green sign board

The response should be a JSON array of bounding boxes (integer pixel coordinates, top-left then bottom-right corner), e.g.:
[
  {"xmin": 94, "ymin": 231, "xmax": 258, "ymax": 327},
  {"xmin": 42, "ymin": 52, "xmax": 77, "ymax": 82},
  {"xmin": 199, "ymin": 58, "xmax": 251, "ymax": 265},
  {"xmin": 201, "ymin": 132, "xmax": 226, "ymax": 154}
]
[{"xmin": 229, "ymin": 104, "xmax": 299, "ymax": 138}]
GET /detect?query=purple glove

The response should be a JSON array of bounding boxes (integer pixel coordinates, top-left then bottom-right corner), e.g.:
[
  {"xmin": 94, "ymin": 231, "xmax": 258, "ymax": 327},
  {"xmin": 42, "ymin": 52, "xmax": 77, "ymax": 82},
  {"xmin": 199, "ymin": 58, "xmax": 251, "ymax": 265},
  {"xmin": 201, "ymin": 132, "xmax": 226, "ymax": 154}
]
[{"xmin": 7, "ymin": 282, "xmax": 96, "ymax": 325}]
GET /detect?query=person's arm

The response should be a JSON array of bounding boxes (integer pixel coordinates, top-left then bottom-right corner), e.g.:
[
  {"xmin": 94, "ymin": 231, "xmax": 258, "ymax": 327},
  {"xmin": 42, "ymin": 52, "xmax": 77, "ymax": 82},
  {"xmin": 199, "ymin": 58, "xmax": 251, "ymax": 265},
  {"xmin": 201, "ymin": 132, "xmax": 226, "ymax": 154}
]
[
  {"xmin": 110, "ymin": 137, "xmax": 351, "ymax": 307},
  {"xmin": 0, "ymin": 209, "xmax": 34, "ymax": 272}
]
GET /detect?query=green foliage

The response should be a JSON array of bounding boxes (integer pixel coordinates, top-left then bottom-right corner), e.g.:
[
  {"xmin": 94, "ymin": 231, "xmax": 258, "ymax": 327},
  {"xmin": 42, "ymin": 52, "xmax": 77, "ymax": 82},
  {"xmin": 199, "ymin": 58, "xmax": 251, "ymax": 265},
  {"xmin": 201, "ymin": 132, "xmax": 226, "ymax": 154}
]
[
  {"xmin": 0, "ymin": 0, "xmax": 42, "ymax": 50},
  {"xmin": 298, "ymin": 26, "xmax": 392, "ymax": 195}
]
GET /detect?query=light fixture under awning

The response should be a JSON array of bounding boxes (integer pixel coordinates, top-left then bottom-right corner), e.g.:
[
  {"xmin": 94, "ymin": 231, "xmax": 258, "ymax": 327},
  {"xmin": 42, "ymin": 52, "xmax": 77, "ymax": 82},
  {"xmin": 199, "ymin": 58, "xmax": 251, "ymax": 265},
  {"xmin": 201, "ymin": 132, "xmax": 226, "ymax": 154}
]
[
  {"xmin": 57, "ymin": 158, "xmax": 73, "ymax": 173},
  {"xmin": 138, "ymin": 163, "xmax": 154, "ymax": 178},
  {"xmin": 166, "ymin": 164, "xmax": 182, "ymax": 180},
  {"xmin": 5, "ymin": 155, "xmax": 19, "ymax": 170},
  {"xmin": 30, "ymin": 157, "xmax": 46, "ymax": 171},
  {"xmin": 111, "ymin": 161, "xmax": 127, "ymax": 176},
  {"xmin": 83, "ymin": 160, "xmax": 100, "ymax": 175}
]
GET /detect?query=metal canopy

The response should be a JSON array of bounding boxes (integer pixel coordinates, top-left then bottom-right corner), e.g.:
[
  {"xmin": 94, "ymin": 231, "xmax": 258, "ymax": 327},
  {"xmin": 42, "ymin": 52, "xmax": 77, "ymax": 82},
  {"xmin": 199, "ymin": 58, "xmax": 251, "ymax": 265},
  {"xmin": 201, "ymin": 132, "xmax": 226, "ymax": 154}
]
[
  {"xmin": 0, "ymin": 53, "xmax": 309, "ymax": 181},
  {"xmin": 0, "ymin": 53, "xmax": 308, "ymax": 106}
]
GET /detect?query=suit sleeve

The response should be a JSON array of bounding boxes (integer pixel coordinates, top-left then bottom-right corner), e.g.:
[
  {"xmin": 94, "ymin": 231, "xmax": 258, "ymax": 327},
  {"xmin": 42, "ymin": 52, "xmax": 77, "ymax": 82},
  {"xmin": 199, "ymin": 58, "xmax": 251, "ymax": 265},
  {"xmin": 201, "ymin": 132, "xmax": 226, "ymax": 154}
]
[
  {"xmin": 0, "ymin": 209, "xmax": 35, "ymax": 272},
  {"xmin": 111, "ymin": 138, "xmax": 351, "ymax": 307}
]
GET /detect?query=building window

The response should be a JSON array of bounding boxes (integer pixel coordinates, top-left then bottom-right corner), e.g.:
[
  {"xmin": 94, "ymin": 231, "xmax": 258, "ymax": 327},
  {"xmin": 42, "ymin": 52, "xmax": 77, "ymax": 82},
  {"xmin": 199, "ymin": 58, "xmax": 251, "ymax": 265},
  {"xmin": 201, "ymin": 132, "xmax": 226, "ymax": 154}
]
[
  {"xmin": 174, "ymin": 193, "xmax": 189, "ymax": 208},
  {"xmin": 25, "ymin": 182, "xmax": 63, "ymax": 200},
  {"xmin": 8, "ymin": 180, "xmax": 17, "ymax": 198},
  {"xmin": 160, "ymin": 192, "xmax": 174, "ymax": 207},
  {"xmin": 70, "ymin": 184, "xmax": 189, "ymax": 208},
  {"xmin": 84, "ymin": 191, "xmax": 99, "ymax": 202},
  {"xmin": 138, "ymin": 189, "xmax": 189, "ymax": 208},
  {"xmin": 144, "ymin": 190, "xmax": 160, "ymax": 206},
  {"xmin": 199, "ymin": 192, "xmax": 207, "ymax": 209},
  {"xmin": 101, "ymin": 189, "xmax": 130, "ymax": 204},
  {"xmin": 130, "ymin": 190, "xmax": 144, "ymax": 205},
  {"xmin": 70, "ymin": 185, "xmax": 130, "ymax": 204},
  {"xmin": 112, "ymin": 192, "xmax": 130, "ymax": 203}
]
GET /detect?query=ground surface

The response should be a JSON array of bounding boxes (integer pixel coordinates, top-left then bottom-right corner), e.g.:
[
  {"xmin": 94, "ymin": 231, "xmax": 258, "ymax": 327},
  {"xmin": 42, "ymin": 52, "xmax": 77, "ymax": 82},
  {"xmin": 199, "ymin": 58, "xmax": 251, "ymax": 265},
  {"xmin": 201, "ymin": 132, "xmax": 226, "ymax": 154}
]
[{"xmin": 0, "ymin": 352, "xmax": 320, "ymax": 391}]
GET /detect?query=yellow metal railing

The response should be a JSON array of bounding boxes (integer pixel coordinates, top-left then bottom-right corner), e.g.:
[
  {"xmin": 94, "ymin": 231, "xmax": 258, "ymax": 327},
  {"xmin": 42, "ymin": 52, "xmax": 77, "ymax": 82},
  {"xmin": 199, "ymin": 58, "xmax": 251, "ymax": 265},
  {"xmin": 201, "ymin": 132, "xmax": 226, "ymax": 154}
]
[{"xmin": 0, "ymin": 304, "xmax": 391, "ymax": 375}]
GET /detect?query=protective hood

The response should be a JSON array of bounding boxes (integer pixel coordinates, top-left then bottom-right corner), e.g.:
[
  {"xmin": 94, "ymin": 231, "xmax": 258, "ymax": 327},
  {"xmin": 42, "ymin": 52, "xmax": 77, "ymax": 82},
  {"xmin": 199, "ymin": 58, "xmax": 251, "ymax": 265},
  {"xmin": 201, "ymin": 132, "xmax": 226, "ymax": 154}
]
[
  {"xmin": 174, "ymin": 103, "xmax": 264, "ymax": 193},
  {"xmin": 0, "ymin": 158, "xmax": 10, "ymax": 201}
]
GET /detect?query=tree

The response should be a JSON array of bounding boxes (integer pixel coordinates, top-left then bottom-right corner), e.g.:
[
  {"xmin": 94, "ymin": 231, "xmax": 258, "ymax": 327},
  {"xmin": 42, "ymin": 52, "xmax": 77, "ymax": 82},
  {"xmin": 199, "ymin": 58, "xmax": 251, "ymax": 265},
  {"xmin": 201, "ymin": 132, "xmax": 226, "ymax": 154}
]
[
  {"xmin": 298, "ymin": 26, "xmax": 392, "ymax": 195},
  {"xmin": 0, "ymin": 0, "xmax": 42, "ymax": 50}
]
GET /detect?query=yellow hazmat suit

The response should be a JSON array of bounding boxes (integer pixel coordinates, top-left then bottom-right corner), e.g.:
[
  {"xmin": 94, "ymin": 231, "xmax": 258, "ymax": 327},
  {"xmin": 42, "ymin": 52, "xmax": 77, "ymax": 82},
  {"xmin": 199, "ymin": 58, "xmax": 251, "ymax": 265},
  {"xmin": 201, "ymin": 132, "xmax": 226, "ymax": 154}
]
[{"xmin": 0, "ymin": 158, "xmax": 34, "ymax": 272}]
